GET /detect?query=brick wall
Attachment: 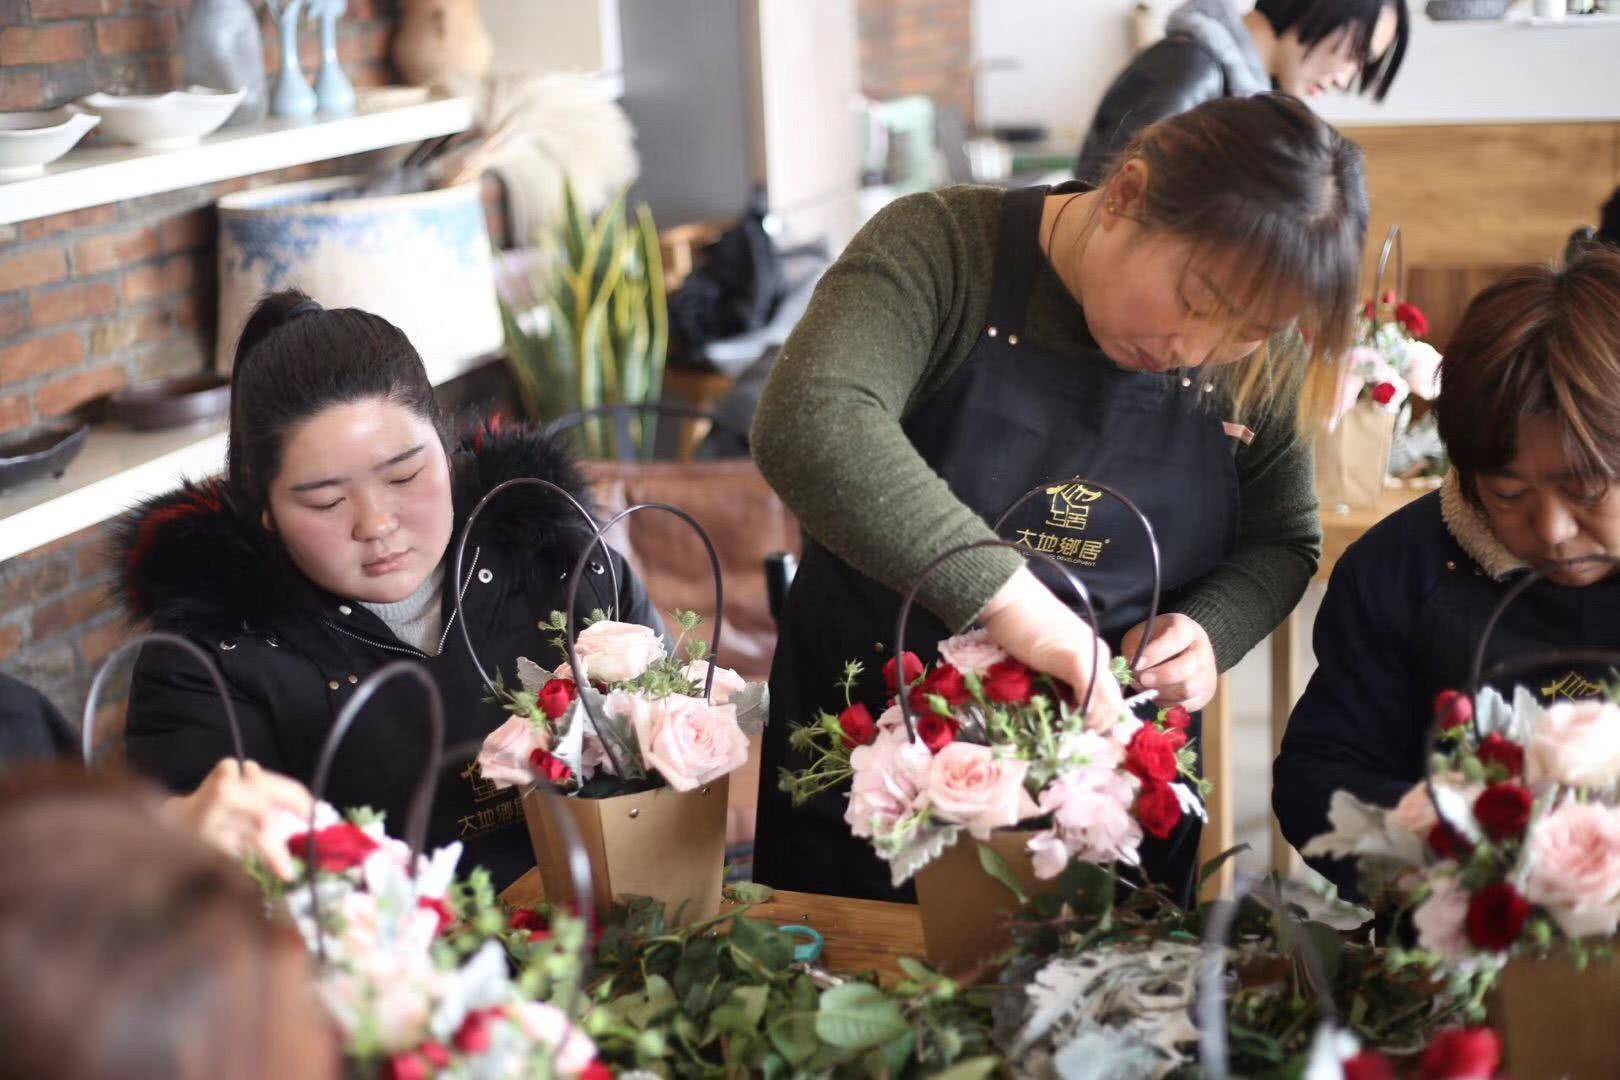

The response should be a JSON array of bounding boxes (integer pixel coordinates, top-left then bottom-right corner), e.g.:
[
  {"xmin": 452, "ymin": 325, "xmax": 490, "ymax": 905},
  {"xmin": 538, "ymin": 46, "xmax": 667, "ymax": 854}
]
[
  {"xmin": 856, "ymin": 0, "xmax": 975, "ymax": 123},
  {"xmin": 0, "ymin": 2, "xmax": 512, "ymax": 729}
]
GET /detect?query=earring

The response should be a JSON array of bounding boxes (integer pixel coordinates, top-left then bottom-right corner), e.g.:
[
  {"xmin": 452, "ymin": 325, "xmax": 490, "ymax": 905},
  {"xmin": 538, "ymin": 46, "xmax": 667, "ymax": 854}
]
[{"xmin": 1106, "ymin": 200, "xmax": 1117, "ymax": 214}]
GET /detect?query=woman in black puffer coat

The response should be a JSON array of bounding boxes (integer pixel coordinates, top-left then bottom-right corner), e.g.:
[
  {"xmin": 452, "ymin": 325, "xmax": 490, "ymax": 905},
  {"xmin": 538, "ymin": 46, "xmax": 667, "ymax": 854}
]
[{"xmin": 118, "ymin": 290, "xmax": 660, "ymax": 889}]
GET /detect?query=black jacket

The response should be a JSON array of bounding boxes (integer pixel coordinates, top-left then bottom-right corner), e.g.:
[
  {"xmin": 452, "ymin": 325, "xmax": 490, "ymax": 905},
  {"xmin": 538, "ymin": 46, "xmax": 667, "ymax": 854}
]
[
  {"xmin": 118, "ymin": 424, "xmax": 660, "ymax": 889},
  {"xmin": 1075, "ymin": 38, "xmax": 1232, "ymax": 186},
  {"xmin": 0, "ymin": 672, "xmax": 75, "ymax": 769},
  {"xmin": 1275, "ymin": 485, "xmax": 1620, "ymax": 896}
]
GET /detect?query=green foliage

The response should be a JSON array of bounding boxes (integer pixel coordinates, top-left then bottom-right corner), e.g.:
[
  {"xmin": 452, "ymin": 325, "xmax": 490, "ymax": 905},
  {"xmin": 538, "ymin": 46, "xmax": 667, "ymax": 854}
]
[{"xmin": 502, "ymin": 180, "xmax": 669, "ymax": 458}]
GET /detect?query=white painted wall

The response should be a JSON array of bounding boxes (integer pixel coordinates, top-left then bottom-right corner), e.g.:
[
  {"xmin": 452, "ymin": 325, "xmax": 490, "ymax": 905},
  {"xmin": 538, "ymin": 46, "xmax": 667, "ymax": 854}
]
[{"xmin": 973, "ymin": 1, "xmax": 1620, "ymax": 146}]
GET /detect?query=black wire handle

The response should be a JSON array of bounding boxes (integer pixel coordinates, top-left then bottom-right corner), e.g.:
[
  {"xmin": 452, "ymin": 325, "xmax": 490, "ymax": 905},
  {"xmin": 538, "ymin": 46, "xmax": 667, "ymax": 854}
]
[
  {"xmin": 894, "ymin": 540, "xmax": 1104, "ymax": 745},
  {"xmin": 451, "ymin": 476, "xmax": 619, "ymax": 697},
  {"xmin": 304, "ymin": 660, "xmax": 445, "ymax": 964},
  {"xmin": 991, "ymin": 476, "xmax": 1163, "ymax": 672},
  {"xmin": 561, "ymin": 502, "xmax": 726, "ymax": 780},
  {"xmin": 1372, "ymin": 223, "xmax": 1404, "ymax": 331},
  {"xmin": 82, "ymin": 631, "xmax": 245, "ymax": 766},
  {"xmin": 1198, "ymin": 873, "xmax": 1339, "ymax": 1079},
  {"xmin": 1468, "ymin": 554, "xmax": 1620, "ymax": 701}
]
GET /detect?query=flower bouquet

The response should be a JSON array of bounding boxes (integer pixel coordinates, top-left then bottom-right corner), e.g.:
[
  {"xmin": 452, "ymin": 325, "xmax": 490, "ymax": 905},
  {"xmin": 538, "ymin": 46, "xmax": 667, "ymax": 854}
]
[
  {"xmin": 1303, "ymin": 562, "xmax": 1620, "ymax": 1077},
  {"xmin": 1318, "ymin": 224, "xmax": 1445, "ymax": 509},
  {"xmin": 780, "ymin": 540, "xmax": 1206, "ymax": 972},
  {"xmin": 472, "ymin": 504, "xmax": 765, "ymax": 926}
]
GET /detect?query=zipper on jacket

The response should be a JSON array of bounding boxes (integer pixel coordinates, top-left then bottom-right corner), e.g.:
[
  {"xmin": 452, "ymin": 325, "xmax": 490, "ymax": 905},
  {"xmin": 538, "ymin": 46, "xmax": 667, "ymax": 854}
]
[{"xmin": 321, "ymin": 547, "xmax": 482, "ymax": 661}]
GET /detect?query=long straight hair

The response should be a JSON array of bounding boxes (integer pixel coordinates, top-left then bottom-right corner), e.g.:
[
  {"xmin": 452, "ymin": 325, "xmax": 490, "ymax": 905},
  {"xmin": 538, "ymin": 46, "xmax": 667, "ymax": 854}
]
[{"xmin": 1254, "ymin": 0, "xmax": 1411, "ymax": 101}]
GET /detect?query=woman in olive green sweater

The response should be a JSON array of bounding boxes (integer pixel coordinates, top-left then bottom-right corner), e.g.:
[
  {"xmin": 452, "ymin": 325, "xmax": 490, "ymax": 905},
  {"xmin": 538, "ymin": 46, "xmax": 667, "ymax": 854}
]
[{"xmin": 752, "ymin": 93, "xmax": 1370, "ymax": 902}]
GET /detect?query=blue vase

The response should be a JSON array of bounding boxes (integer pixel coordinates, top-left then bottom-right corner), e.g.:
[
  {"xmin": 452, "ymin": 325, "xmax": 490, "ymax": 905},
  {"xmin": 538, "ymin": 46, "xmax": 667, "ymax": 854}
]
[
  {"xmin": 314, "ymin": 8, "xmax": 355, "ymax": 116},
  {"xmin": 181, "ymin": 0, "xmax": 268, "ymax": 127},
  {"xmin": 267, "ymin": 0, "xmax": 317, "ymax": 119}
]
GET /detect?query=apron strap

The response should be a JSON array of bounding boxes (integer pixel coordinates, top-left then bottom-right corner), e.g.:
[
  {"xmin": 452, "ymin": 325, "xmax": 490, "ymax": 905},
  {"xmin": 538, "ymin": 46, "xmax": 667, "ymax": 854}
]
[{"xmin": 985, "ymin": 184, "xmax": 1051, "ymax": 337}]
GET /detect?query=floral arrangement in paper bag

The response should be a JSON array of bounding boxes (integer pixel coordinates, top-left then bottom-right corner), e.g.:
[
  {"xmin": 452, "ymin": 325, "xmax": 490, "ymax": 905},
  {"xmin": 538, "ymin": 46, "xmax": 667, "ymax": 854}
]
[
  {"xmin": 252, "ymin": 802, "xmax": 609, "ymax": 1079},
  {"xmin": 1332, "ymin": 293, "xmax": 1442, "ymax": 426},
  {"xmin": 1305, "ymin": 684, "xmax": 1620, "ymax": 971},
  {"xmin": 475, "ymin": 611, "xmax": 767, "ymax": 796},
  {"xmin": 779, "ymin": 629, "xmax": 1207, "ymax": 886}
]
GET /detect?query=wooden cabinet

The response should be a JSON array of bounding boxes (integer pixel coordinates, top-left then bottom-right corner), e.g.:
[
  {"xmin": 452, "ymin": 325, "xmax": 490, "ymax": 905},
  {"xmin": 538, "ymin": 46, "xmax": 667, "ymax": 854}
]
[{"xmin": 1340, "ymin": 122, "xmax": 1620, "ymax": 348}]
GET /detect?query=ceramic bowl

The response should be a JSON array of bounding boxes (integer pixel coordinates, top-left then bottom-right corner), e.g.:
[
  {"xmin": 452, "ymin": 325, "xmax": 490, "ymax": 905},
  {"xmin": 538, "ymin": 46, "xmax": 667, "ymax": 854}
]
[
  {"xmin": 0, "ymin": 108, "xmax": 100, "ymax": 180},
  {"xmin": 0, "ymin": 421, "xmax": 89, "ymax": 494},
  {"xmin": 77, "ymin": 86, "xmax": 244, "ymax": 149}
]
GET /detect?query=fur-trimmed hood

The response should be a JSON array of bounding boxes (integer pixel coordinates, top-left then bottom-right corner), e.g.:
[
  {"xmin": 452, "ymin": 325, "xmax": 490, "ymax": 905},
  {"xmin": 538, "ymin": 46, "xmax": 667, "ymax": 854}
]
[
  {"xmin": 1438, "ymin": 469, "xmax": 1529, "ymax": 582},
  {"xmin": 115, "ymin": 422, "xmax": 598, "ymax": 639}
]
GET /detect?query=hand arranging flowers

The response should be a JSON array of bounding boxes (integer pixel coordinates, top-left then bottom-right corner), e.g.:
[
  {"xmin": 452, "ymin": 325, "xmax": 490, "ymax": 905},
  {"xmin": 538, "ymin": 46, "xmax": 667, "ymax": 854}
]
[
  {"xmin": 1305, "ymin": 684, "xmax": 1620, "ymax": 970},
  {"xmin": 778, "ymin": 627, "xmax": 1207, "ymax": 887},
  {"xmin": 247, "ymin": 801, "xmax": 610, "ymax": 1079},
  {"xmin": 475, "ymin": 610, "xmax": 767, "ymax": 796}
]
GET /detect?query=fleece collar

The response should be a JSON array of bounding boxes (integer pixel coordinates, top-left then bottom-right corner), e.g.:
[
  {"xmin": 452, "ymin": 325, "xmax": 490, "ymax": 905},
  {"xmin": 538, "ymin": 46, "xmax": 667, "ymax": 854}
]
[{"xmin": 1439, "ymin": 469, "xmax": 1528, "ymax": 582}]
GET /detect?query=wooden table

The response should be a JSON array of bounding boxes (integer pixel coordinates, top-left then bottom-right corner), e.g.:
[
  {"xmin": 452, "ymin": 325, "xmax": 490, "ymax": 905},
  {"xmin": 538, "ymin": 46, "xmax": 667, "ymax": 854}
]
[{"xmin": 501, "ymin": 869, "xmax": 926, "ymax": 983}]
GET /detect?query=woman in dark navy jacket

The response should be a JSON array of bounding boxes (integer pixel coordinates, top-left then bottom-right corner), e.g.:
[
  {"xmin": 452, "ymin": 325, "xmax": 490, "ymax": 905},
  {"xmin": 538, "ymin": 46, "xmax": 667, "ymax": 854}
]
[{"xmin": 1275, "ymin": 248, "xmax": 1620, "ymax": 894}]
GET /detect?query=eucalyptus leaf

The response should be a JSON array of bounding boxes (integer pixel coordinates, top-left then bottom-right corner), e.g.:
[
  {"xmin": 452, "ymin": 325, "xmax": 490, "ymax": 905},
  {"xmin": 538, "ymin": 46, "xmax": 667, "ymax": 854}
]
[
  {"xmin": 815, "ymin": 982, "xmax": 910, "ymax": 1050},
  {"xmin": 928, "ymin": 1055, "xmax": 1001, "ymax": 1080},
  {"xmin": 977, "ymin": 841, "xmax": 1030, "ymax": 905},
  {"xmin": 766, "ymin": 1011, "xmax": 820, "ymax": 1065}
]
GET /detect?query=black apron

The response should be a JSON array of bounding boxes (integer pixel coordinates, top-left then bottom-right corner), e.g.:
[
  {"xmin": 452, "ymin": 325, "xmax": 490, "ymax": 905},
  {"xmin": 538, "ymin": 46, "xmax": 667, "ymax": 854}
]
[{"xmin": 754, "ymin": 185, "xmax": 1243, "ymax": 902}]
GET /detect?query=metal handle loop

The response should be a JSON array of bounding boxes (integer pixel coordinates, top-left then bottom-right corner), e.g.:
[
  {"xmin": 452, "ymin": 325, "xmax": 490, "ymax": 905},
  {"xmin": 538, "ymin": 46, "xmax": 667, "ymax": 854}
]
[{"xmin": 82, "ymin": 631, "xmax": 245, "ymax": 767}]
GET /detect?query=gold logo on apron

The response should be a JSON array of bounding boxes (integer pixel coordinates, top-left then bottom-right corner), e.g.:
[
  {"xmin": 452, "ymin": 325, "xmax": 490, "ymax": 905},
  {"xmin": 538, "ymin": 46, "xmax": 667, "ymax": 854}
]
[
  {"xmin": 1014, "ymin": 529, "xmax": 1108, "ymax": 568},
  {"xmin": 1044, "ymin": 483, "xmax": 1104, "ymax": 531},
  {"xmin": 1540, "ymin": 670, "xmax": 1606, "ymax": 702}
]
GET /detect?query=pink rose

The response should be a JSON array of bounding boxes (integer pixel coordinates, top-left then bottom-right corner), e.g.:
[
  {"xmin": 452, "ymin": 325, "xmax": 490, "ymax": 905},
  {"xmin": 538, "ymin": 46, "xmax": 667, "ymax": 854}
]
[
  {"xmin": 680, "ymin": 660, "xmax": 747, "ymax": 704},
  {"xmin": 937, "ymin": 629, "xmax": 1008, "ymax": 678},
  {"xmin": 875, "ymin": 704, "xmax": 906, "ymax": 734},
  {"xmin": 630, "ymin": 694, "xmax": 749, "ymax": 791},
  {"xmin": 1523, "ymin": 801, "xmax": 1620, "ymax": 938},
  {"xmin": 511, "ymin": 1001, "xmax": 598, "ymax": 1076},
  {"xmin": 1390, "ymin": 783, "xmax": 1440, "ymax": 838},
  {"xmin": 925, "ymin": 743, "xmax": 1037, "ymax": 839},
  {"xmin": 476, "ymin": 715, "xmax": 550, "ymax": 790},
  {"xmin": 846, "ymin": 728, "xmax": 933, "ymax": 839},
  {"xmin": 1412, "ymin": 878, "xmax": 1473, "ymax": 961},
  {"xmin": 1528, "ymin": 700, "xmax": 1620, "ymax": 789},
  {"xmin": 1403, "ymin": 340, "xmax": 1443, "ymax": 400},
  {"xmin": 1038, "ymin": 765, "xmax": 1142, "ymax": 869},
  {"xmin": 573, "ymin": 620, "xmax": 665, "ymax": 684}
]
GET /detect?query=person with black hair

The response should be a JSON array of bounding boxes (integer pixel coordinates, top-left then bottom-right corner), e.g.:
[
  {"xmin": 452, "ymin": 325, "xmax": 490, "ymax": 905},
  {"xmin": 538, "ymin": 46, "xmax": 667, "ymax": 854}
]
[
  {"xmin": 1076, "ymin": 0, "xmax": 1409, "ymax": 185},
  {"xmin": 118, "ymin": 290, "xmax": 661, "ymax": 889}
]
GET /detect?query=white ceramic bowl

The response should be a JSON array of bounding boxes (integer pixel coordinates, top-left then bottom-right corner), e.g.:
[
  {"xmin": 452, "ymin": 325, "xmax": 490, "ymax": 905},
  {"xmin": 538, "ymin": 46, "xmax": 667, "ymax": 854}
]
[
  {"xmin": 77, "ymin": 86, "xmax": 244, "ymax": 149},
  {"xmin": 0, "ymin": 108, "xmax": 100, "ymax": 180}
]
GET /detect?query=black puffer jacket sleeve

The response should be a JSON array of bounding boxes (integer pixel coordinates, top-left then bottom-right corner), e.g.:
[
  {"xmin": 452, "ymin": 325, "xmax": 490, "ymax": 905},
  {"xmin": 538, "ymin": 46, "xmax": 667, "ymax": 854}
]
[
  {"xmin": 125, "ymin": 643, "xmax": 289, "ymax": 794},
  {"xmin": 1075, "ymin": 38, "xmax": 1227, "ymax": 185}
]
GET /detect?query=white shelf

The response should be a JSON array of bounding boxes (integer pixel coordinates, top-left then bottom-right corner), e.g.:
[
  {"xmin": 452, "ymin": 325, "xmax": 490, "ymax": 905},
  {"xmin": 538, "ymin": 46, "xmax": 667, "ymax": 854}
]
[
  {"xmin": 0, "ymin": 350, "xmax": 499, "ymax": 563},
  {"xmin": 0, "ymin": 96, "xmax": 476, "ymax": 227}
]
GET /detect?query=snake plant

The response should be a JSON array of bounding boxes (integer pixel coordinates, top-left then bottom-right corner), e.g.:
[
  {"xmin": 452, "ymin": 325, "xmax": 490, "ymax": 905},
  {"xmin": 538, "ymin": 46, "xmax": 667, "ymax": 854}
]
[{"xmin": 501, "ymin": 180, "xmax": 668, "ymax": 458}]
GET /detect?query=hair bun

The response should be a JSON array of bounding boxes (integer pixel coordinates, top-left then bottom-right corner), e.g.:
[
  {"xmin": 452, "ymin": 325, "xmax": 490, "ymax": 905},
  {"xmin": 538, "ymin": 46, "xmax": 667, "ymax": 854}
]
[{"xmin": 233, "ymin": 289, "xmax": 320, "ymax": 373}]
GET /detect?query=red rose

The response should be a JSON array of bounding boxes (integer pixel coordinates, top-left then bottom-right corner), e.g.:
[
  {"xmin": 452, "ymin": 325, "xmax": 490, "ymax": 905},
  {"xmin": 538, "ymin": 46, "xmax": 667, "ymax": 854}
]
[
  {"xmin": 916, "ymin": 713, "xmax": 958, "ymax": 752},
  {"xmin": 288, "ymin": 822, "xmax": 379, "ymax": 875},
  {"xmin": 1135, "ymin": 780, "xmax": 1182, "ymax": 839},
  {"xmin": 1162, "ymin": 705, "xmax": 1192, "ymax": 731},
  {"xmin": 1434, "ymin": 690, "xmax": 1473, "ymax": 732},
  {"xmin": 383, "ymin": 1053, "xmax": 429, "ymax": 1080},
  {"xmin": 578, "ymin": 1062, "xmax": 614, "ymax": 1080},
  {"xmin": 1473, "ymin": 783, "xmax": 1532, "ymax": 842},
  {"xmin": 1420, "ymin": 1027, "xmax": 1502, "ymax": 1080},
  {"xmin": 420, "ymin": 1042, "xmax": 453, "ymax": 1069},
  {"xmin": 1371, "ymin": 381, "xmax": 1398, "ymax": 406},
  {"xmin": 983, "ymin": 659, "xmax": 1035, "ymax": 705},
  {"xmin": 1477, "ymin": 734, "xmax": 1524, "ymax": 777},
  {"xmin": 528, "ymin": 748, "xmax": 575, "ymax": 784},
  {"xmin": 419, "ymin": 896, "xmax": 456, "ymax": 936},
  {"xmin": 838, "ymin": 703, "xmax": 876, "ymax": 749},
  {"xmin": 454, "ymin": 1007, "xmax": 502, "ymax": 1055},
  {"xmin": 1163, "ymin": 727, "xmax": 1188, "ymax": 752},
  {"xmin": 1362, "ymin": 299, "xmax": 1377, "ymax": 319},
  {"xmin": 1381, "ymin": 289, "xmax": 1397, "ymax": 305},
  {"xmin": 1465, "ymin": 882, "xmax": 1530, "ymax": 952},
  {"xmin": 883, "ymin": 652, "xmax": 924, "ymax": 692},
  {"xmin": 509, "ymin": 908, "xmax": 552, "ymax": 940},
  {"xmin": 1396, "ymin": 301, "xmax": 1430, "ymax": 339},
  {"xmin": 1125, "ymin": 726, "xmax": 1180, "ymax": 784},
  {"xmin": 1343, "ymin": 1050, "xmax": 1397, "ymax": 1080},
  {"xmin": 1427, "ymin": 821, "xmax": 1472, "ymax": 860},
  {"xmin": 912, "ymin": 664, "xmax": 970, "ymax": 711},
  {"xmin": 538, "ymin": 677, "xmax": 578, "ymax": 720}
]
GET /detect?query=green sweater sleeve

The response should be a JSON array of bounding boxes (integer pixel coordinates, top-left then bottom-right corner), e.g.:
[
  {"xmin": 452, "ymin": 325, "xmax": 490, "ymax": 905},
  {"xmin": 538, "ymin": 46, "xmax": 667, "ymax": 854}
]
[{"xmin": 750, "ymin": 192, "xmax": 1024, "ymax": 628}]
